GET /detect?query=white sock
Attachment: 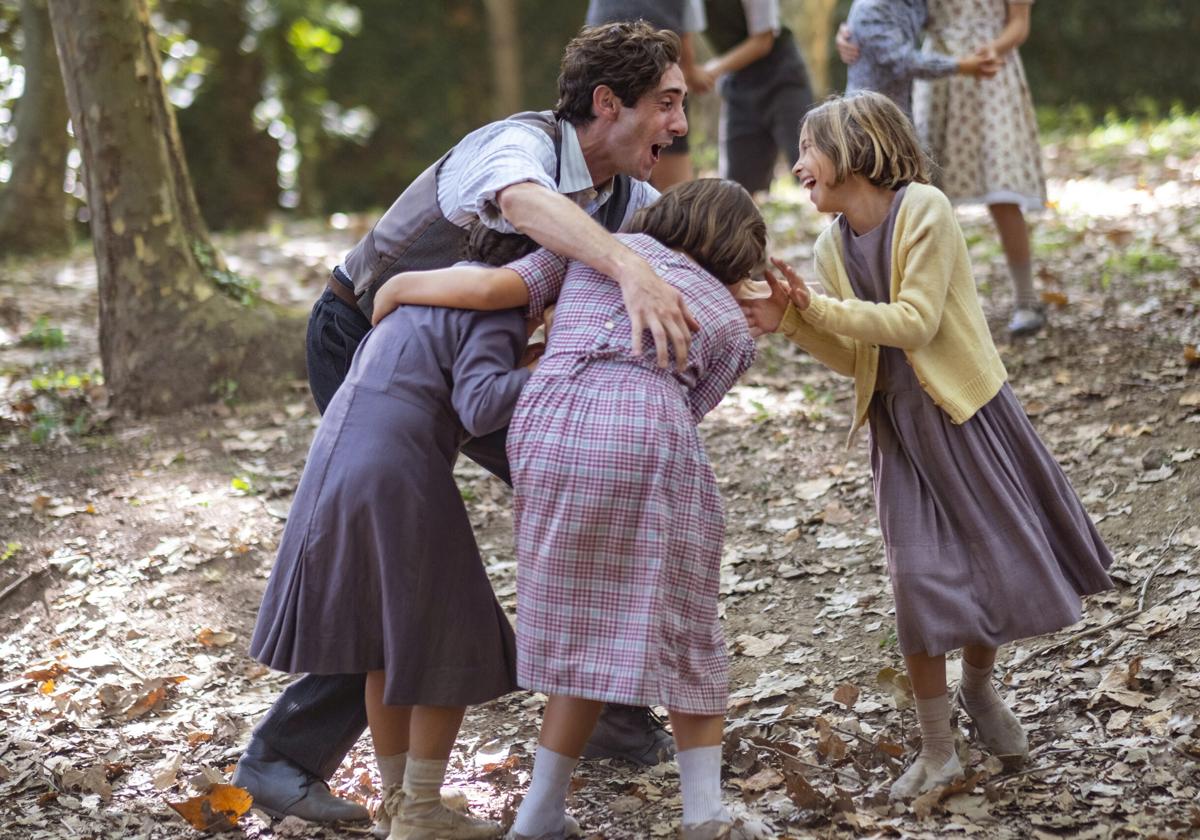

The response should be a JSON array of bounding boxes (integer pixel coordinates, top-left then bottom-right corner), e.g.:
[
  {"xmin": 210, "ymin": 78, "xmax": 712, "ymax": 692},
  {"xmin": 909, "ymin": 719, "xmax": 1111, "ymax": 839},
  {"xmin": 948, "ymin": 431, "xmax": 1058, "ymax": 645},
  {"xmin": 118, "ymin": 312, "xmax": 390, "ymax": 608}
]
[
  {"xmin": 1008, "ymin": 259, "xmax": 1037, "ymax": 309},
  {"xmin": 377, "ymin": 751, "xmax": 408, "ymax": 789},
  {"xmin": 677, "ymin": 745, "xmax": 728, "ymax": 826},
  {"xmin": 402, "ymin": 756, "xmax": 448, "ymax": 810},
  {"xmin": 959, "ymin": 659, "xmax": 1028, "ymax": 756},
  {"xmin": 512, "ymin": 746, "xmax": 577, "ymax": 836},
  {"xmin": 890, "ymin": 692, "xmax": 959, "ymax": 800}
]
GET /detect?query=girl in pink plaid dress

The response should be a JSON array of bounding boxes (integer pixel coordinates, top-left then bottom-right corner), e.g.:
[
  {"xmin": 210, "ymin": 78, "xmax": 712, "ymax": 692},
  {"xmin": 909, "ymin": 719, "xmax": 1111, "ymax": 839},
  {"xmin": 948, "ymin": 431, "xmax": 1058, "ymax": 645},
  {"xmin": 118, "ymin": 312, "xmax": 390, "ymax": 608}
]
[{"xmin": 373, "ymin": 179, "xmax": 767, "ymax": 840}]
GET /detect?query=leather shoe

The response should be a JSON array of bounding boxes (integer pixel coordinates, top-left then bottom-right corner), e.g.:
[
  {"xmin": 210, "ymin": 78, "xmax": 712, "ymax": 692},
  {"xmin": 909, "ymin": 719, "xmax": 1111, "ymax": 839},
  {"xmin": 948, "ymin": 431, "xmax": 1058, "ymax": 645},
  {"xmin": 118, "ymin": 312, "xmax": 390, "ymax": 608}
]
[
  {"xmin": 504, "ymin": 814, "xmax": 580, "ymax": 840},
  {"xmin": 582, "ymin": 705, "xmax": 674, "ymax": 766},
  {"xmin": 232, "ymin": 740, "xmax": 369, "ymax": 822}
]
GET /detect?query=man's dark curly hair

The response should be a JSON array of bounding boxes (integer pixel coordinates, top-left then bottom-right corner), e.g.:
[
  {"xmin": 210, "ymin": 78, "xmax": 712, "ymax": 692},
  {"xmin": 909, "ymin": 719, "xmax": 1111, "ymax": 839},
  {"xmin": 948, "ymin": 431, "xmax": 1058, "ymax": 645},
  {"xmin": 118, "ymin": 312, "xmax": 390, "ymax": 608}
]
[{"xmin": 554, "ymin": 21, "xmax": 681, "ymax": 126}]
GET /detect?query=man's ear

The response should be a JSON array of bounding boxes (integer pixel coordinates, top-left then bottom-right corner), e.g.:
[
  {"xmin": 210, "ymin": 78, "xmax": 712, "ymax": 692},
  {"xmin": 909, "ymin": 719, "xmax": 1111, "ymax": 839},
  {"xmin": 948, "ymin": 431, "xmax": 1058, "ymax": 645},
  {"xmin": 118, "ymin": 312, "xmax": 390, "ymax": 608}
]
[{"xmin": 591, "ymin": 84, "xmax": 621, "ymax": 122}]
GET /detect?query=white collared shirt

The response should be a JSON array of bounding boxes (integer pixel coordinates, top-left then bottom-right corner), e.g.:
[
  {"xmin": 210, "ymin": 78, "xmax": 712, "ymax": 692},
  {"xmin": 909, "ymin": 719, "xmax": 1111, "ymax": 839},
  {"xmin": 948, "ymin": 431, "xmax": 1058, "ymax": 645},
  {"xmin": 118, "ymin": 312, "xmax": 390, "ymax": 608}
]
[{"xmin": 435, "ymin": 114, "xmax": 658, "ymax": 235}]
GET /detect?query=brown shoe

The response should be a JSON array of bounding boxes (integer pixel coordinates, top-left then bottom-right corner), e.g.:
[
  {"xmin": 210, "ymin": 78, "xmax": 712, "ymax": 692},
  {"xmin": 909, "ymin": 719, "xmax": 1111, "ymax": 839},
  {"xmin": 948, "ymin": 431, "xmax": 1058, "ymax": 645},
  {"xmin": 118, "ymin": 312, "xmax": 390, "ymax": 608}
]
[{"xmin": 582, "ymin": 705, "xmax": 674, "ymax": 766}]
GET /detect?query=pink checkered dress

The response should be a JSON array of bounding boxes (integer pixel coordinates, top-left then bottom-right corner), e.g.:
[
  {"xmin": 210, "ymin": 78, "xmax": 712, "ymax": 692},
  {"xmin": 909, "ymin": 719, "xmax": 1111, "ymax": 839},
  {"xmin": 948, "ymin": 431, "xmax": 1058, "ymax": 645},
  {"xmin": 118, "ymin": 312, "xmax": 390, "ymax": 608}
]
[{"xmin": 507, "ymin": 234, "xmax": 756, "ymax": 715}]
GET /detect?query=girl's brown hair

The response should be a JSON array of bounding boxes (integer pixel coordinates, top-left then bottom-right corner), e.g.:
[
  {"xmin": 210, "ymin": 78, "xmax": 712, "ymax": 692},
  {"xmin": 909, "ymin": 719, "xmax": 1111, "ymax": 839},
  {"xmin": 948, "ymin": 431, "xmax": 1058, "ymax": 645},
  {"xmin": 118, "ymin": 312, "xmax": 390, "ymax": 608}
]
[
  {"xmin": 801, "ymin": 91, "xmax": 932, "ymax": 189},
  {"xmin": 628, "ymin": 178, "xmax": 766, "ymax": 285}
]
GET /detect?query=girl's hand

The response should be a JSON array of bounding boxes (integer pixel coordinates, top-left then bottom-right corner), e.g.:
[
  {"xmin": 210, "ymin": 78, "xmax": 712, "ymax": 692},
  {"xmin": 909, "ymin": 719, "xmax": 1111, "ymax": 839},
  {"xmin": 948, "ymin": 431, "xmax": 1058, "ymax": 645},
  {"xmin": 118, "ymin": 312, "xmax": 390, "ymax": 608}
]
[
  {"xmin": 521, "ymin": 341, "xmax": 545, "ymax": 370},
  {"xmin": 836, "ymin": 23, "xmax": 860, "ymax": 65},
  {"xmin": 738, "ymin": 273, "xmax": 790, "ymax": 337},
  {"xmin": 769, "ymin": 258, "xmax": 812, "ymax": 311},
  {"xmin": 371, "ymin": 278, "xmax": 402, "ymax": 326}
]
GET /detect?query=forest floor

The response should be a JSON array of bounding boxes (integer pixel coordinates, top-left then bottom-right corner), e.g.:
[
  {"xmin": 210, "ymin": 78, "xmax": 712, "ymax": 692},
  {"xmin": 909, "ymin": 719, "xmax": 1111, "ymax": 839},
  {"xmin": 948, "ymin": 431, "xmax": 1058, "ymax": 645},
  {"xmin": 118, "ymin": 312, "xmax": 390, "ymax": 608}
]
[{"xmin": 1, "ymin": 118, "xmax": 1199, "ymax": 839}]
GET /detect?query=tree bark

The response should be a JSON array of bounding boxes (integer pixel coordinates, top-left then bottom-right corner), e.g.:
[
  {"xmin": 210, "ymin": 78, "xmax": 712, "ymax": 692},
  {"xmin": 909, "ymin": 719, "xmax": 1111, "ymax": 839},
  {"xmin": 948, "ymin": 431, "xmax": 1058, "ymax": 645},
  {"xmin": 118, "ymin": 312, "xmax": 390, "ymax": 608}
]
[
  {"xmin": 47, "ymin": 0, "xmax": 305, "ymax": 415},
  {"xmin": 786, "ymin": 0, "xmax": 838, "ymax": 96},
  {"xmin": 483, "ymin": 0, "xmax": 522, "ymax": 118},
  {"xmin": 167, "ymin": 0, "xmax": 279, "ymax": 230},
  {"xmin": 0, "ymin": 0, "xmax": 71, "ymax": 254}
]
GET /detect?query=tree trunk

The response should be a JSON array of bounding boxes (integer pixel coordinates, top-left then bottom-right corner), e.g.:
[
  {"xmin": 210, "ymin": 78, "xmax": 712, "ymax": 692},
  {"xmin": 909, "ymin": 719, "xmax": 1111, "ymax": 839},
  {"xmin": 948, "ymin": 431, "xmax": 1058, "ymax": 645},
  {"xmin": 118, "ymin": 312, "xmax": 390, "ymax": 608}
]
[
  {"xmin": 167, "ymin": 0, "xmax": 279, "ymax": 230},
  {"xmin": 47, "ymin": 0, "xmax": 305, "ymax": 415},
  {"xmin": 785, "ymin": 0, "xmax": 839, "ymax": 96},
  {"xmin": 0, "ymin": 0, "xmax": 71, "ymax": 254},
  {"xmin": 483, "ymin": 0, "xmax": 522, "ymax": 118}
]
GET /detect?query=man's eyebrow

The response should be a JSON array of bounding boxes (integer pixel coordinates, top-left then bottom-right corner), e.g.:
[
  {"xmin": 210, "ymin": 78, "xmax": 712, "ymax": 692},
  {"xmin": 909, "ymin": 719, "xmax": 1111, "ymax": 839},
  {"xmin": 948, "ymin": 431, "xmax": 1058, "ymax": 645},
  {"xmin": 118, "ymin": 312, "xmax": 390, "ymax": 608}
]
[{"xmin": 658, "ymin": 86, "xmax": 685, "ymax": 97}]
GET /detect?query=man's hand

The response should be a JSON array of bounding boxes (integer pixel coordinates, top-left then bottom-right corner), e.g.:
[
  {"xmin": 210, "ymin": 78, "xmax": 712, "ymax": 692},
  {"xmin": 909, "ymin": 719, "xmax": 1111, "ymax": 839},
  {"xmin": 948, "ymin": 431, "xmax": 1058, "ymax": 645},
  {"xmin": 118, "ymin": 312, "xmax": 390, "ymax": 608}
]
[
  {"xmin": 836, "ymin": 23, "xmax": 860, "ymax": 65},
  {"xmin": 613, "ymin": 254, "xmax": 699, "ymax": 371}
]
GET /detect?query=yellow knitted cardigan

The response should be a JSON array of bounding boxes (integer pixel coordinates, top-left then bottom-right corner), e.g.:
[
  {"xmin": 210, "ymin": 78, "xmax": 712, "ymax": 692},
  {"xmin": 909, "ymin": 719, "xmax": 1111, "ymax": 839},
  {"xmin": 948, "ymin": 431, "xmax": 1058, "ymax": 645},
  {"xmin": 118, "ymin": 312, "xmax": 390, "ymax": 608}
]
[{"xmin": 779, "ymin": 182, "xmax": 1008, "ymax": 446}]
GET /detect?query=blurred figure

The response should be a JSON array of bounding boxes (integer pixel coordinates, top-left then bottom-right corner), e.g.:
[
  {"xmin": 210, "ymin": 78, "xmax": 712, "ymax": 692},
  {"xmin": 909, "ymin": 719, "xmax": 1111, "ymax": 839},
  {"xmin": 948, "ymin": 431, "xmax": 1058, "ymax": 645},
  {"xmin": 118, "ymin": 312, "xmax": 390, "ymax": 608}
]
[{"xmin": 693, "ymin": 0, "xmax": 813, "ymax": 195}]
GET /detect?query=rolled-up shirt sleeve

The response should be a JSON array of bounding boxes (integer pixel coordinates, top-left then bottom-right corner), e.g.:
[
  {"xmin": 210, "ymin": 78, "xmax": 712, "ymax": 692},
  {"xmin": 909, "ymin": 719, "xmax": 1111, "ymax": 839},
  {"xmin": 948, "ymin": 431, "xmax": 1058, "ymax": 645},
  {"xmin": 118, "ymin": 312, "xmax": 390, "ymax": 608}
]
[
  {"xmin": 506, "ymin": 247, "xmax": 570, "ymax": 320},
  {"xmin": 741, "ymin": 0, "xmax": 780, "ymax": 36},
  {"xmin": 437, "ymin": 123, "xmax": 559, "ymax": 233}
]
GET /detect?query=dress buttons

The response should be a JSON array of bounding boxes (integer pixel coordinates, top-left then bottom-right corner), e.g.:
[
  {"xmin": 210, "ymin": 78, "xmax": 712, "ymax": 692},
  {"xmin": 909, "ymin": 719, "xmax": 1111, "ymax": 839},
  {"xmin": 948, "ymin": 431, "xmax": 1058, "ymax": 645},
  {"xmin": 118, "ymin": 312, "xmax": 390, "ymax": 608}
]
[{"xmin": 604, "ymin": 320, "xmax": 615, "ymax": 330}]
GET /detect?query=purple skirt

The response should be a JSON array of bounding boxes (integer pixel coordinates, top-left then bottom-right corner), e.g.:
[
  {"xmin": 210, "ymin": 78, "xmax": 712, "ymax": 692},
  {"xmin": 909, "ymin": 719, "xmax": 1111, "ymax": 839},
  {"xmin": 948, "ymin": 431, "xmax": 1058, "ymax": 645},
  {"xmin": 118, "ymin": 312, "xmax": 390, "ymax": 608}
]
[{"xmin": 869, "ymin": 350, "xmax": 1113, "ymax": 656}]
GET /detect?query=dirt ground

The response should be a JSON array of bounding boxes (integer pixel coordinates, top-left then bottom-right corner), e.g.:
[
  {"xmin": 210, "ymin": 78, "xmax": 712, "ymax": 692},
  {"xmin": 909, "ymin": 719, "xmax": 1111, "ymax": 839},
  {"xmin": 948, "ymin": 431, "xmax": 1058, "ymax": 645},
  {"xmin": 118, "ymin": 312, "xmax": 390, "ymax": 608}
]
[{"xmin": 1, "ymin": 131, "xmax": 1198, "ymax": 839}]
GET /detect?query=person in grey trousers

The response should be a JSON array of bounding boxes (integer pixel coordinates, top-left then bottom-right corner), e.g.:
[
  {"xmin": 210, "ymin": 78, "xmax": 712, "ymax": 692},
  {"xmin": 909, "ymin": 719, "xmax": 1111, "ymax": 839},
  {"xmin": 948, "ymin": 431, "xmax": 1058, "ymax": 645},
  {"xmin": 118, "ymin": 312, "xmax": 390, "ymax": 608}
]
[{"xmin": 233, "ymin": 20, "xmax": 697, "ymax": 828}]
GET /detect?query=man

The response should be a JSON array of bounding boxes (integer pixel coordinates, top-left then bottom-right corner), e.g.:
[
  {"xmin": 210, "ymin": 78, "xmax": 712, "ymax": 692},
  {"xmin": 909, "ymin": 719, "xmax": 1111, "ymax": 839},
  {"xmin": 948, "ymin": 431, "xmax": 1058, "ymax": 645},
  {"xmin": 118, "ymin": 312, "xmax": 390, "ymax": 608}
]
[
  {"xmin": 234, "ymin": 21, "xmax": 693, "ymax": 826},
  {"xmin": 585, "ymin": 0, "xmax": 711, "ymax": 189}
]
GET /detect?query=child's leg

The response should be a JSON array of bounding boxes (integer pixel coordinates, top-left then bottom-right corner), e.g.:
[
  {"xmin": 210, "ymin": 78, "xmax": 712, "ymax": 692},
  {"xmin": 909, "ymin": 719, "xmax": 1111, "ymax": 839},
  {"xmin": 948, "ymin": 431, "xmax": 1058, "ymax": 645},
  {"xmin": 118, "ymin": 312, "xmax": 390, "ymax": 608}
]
[
  {"xmin": 365, "ymin": 671, "xmax": 412, "ymax": 836},
  {"xmin": 989, "ymin": 203, "xmax": 1043, "ymax": 334},
  {"xmin": 511, "ymin": 696, "xmax": 603, "ymax": 837},
  {"xmin": 670, "ymin": 712, "xmax": 729, "ymax": 830},
  {"xmin": 958, "ymin": 645, "xmax": 1028, "ymax": 758},
  {"xmin": 891, "ymin": 652, "xmax": 961, "ymax": 800}
]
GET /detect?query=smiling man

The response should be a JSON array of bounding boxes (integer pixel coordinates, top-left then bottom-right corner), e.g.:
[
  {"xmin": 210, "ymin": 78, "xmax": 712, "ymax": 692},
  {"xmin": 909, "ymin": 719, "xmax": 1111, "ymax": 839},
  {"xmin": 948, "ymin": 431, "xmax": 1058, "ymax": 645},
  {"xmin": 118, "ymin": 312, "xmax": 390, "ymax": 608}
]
[{"xmin": 234, "ymin": 21, "xmax": 692, "ymax": 830}]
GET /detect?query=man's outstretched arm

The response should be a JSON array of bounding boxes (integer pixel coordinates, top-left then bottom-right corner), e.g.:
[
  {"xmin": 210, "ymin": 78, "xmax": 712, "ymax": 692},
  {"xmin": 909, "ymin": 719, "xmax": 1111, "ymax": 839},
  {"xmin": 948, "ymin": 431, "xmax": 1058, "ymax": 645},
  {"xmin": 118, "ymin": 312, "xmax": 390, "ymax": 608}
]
[{"xmin": 498, "ymin": 181, "xmax": 699, "ymax": 370}]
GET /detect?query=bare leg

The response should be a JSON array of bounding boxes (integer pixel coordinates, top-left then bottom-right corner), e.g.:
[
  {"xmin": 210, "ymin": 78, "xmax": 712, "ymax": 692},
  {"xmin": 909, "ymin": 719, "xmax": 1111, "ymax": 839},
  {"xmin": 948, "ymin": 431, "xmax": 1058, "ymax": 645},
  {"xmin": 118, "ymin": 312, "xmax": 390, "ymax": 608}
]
[
  {"xmin": 409, "ymin": 705, "xmax": 467, "ymax": 760},
  {"xmin": 904, "ymin": 651, "xmax": 948, "ymax": 700},
  {"xmin": 539, "ymin": 695, "xmax": 605, "ymax": 757},
  {"xmin": 365, "ymin": 670, "xmax": 412, "ymax": 756},
  {"xmin": 651, "ymin": 153, "xmax": 693, "ymax": 191}
]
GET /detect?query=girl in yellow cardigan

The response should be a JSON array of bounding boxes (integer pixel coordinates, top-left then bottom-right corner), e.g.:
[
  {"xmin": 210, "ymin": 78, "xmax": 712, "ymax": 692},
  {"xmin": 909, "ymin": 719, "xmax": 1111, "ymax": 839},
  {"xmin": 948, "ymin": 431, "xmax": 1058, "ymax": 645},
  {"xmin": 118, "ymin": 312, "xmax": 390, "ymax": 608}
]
[{"xmin": 742, "ymin": 92, "xmax": 1112, "ymax": 801}]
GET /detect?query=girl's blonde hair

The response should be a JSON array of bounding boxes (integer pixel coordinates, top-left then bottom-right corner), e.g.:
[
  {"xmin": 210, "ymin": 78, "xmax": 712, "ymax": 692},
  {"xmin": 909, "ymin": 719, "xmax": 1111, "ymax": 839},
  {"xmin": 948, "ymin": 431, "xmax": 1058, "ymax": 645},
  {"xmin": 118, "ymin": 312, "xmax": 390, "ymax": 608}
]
[
  {"xmin": 801, "ymin": 92, "xmax": 932, "ymax": 189},
  {"xmin": 628, "ymin": 178, "xmax": 766, "ymax": 285}
]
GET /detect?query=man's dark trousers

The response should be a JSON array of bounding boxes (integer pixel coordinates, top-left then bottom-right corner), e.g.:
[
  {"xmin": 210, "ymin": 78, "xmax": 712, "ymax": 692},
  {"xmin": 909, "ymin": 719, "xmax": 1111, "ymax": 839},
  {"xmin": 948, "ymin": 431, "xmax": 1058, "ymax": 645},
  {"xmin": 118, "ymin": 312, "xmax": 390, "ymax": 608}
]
[{"xmin": 250, "ymin": 288, "xmax": 511, "ymax": 778}]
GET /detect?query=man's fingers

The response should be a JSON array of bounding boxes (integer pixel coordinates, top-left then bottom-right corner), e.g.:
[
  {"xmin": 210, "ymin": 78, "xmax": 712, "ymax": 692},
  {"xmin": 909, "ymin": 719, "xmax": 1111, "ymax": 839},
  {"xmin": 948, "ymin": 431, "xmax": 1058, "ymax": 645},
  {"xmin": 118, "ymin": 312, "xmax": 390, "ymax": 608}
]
[
  {"xmin": 650, "ymin": 321, "xmax": 670, "ymax": 369},
  {"xmin": 630, "ymin": 312, "xmax": 645, "ymax": 357}
]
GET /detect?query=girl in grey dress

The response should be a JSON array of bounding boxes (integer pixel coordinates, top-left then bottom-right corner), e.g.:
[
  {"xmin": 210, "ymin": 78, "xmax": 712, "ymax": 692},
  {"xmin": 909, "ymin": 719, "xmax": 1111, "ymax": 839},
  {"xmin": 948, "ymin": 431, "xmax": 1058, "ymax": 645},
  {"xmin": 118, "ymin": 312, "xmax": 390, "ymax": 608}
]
[
  {"xmin": 250, "ymin": 228, "xmax": 540, "ymax": 839},
  {"xmin": 742, "ymin": 92, "xmax": 1112, "ymax": 801}
]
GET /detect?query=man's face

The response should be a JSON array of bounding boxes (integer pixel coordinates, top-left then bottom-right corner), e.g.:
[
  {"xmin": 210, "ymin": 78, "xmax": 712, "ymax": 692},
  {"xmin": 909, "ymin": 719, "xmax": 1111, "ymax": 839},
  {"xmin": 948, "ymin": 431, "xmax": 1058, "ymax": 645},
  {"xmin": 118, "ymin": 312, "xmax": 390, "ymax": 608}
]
[{"xmin": 608, "ymin": 64, "xmax": 688, "ymax": 182}]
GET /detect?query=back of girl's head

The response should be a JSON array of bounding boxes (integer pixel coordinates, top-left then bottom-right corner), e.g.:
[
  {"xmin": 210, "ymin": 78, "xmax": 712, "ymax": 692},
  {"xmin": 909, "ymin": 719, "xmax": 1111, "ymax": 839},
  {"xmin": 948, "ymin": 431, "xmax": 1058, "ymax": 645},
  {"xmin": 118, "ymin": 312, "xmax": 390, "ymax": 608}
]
[
  {"xmin": 463, "ymin": 221, "xmax": 539, "ymax": 266},
  {"xmin": 802, "ymin": 92, "xmax": 932, "ymax": 189},
  {"xmin": 627, "ymin": 178, "xmax": 766, "ymax": 285}
]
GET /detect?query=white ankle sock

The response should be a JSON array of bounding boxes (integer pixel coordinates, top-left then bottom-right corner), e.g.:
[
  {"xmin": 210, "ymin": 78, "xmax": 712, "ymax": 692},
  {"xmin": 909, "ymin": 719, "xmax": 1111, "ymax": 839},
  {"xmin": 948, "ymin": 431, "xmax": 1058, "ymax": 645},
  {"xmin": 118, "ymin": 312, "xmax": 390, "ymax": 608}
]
[
  {"xmin": 377, "ymin": 751, "xmax": 408, "ymax": 789},
  {"xmin": 402, "ymin": 756, "xmax": 448, "ymax": 809},
  {"xmin": 1007, "ymin": 260, "xmax": 1037, "ymax": 309},
  {"xmin": 677, "ymin": 745, "xmax": 728, "ymax": 826},
  {"xmin": 513, "ymin": 746, "xmax": 577, "ymax": 836}
]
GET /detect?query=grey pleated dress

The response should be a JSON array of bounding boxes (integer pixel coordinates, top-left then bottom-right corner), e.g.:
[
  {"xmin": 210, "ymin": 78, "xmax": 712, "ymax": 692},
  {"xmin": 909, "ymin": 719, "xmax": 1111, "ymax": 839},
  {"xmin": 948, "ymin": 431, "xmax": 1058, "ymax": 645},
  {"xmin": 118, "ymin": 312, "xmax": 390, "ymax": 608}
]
[
  {"xmin": 844, "ymin": 187, "xmax": 1113, "ymax": 657},
  {"xmin": 249, "ymin": 305, "xmax": 531, "ymax": 706}
]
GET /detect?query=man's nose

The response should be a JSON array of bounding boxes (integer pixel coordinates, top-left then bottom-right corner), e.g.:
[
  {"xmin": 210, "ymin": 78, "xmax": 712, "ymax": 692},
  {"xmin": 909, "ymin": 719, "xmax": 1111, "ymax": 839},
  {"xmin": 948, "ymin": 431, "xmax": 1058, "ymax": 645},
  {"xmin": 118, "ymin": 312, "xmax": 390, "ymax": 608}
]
[{"xmin": 671, "ymin": 104, "xmax": 688, "ymax": 136}]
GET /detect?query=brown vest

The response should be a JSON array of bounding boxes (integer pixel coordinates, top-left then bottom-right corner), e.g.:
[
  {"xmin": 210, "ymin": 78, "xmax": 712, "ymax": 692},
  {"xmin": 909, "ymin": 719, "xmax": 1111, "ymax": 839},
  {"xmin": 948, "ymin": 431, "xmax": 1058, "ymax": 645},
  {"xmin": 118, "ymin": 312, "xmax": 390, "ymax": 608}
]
[{"xmin": 339, "ymin": 111, "xmax": 632, "ymax": 319}]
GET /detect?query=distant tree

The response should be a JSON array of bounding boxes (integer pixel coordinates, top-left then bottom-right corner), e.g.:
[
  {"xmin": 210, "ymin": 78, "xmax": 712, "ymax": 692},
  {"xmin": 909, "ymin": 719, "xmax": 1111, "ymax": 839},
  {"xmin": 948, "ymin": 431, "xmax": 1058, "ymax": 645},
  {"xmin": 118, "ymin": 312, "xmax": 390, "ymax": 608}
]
[
  {"xmin": 0, "ymin": 0, "xmax": 70, "ymax": 254},
  {"xmin": 47, "ymin": 0, "xmax": 304, "ymax": 414},
  {"xmin": 483, "ymin": 0, "xmax": 522, "ymax": 118},
  {"xmin": 162, "ymin": 0, "xmax": 279, "ymax": 231}
]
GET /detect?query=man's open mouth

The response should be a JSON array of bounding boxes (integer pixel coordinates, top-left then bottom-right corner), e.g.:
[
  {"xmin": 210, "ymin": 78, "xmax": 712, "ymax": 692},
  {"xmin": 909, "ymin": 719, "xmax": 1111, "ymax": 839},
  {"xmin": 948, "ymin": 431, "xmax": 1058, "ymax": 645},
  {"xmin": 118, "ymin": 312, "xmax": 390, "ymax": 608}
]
[{"xmin": 651, "ymin": 144, "xmax": 663, "ymax": 162}]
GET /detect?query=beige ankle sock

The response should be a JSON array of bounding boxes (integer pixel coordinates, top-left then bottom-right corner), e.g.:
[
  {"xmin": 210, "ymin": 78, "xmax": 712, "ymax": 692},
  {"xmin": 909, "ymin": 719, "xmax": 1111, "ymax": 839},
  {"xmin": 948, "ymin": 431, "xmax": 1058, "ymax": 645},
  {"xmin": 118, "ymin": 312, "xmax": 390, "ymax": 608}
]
[
  {"xmin": 959, "ymin": 660, "xmax": 1028, "ymax": 757},
  {"xmin": 891, "ymin": 693, "xmax": 960, "ymax": 800},
  {"xmin": 1007, "ymin": 260, "xmax": 1037, "ymax": 309},
  {"xmin": 402, "ymin": 757, "xmax": 448, "ymax": 811}
]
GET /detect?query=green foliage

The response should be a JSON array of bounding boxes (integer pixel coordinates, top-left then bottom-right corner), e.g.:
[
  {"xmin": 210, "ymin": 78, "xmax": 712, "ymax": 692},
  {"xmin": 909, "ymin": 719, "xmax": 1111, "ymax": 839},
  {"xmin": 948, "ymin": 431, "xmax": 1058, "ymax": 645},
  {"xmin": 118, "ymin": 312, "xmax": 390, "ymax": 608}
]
[
  {"xmin": 210, "ymin": 377, "xmax": 239, "ymax": 406},
  {"xmin": 191, "ymin": 239, "xmax": 260, "ymax": 305},
  {"xmin": 26, "ymin": 369, "xmax": 104, "ymax": 444},
  {"xmin": 1, "ymin": 541, "xmax": 20, "ymax": 564},
  {"xmin": 18, "ymin": 316, "xmax": 66, "ymax": 350},
  {"xmin": 230, "ymin": 474, "xmax": 257, "ymax": 494}
]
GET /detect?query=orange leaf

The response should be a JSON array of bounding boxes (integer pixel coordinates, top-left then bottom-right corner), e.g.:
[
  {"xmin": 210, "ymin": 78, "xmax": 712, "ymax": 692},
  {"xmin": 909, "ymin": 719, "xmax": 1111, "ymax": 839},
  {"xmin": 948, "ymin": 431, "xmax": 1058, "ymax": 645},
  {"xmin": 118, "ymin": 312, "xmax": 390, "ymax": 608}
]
[
  {"xmin": 197, "ymin": 628, "xmax": 236, "ymax": 648},
  {"xmin": 124, "ymin": 685, "xmax": 167, "ymax": 720},
  {"xmin": 167, "ymin": 784, "xmax": 253, "ymax": 831},
  {"xmin": 1185, "ymin": 345, "xmax": 1199, "ymax": 367},
  {"xmin": 39, "ymin": 679, "xmax": 55, "ymax": 695},
  {"xmin": 1040, "ymin": 290, "xmax": 1069, "ymax": 308},
  {"xmin": 24, "ymin": 663, "xmax": 68, "ymax": 681},
  {"xmin": 875, "ymin": 737, "xmax": 905, "ymax": 758},
  {"xmin": 187, "ymin": 732, "xmax": 212, "ymax": 747}
]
